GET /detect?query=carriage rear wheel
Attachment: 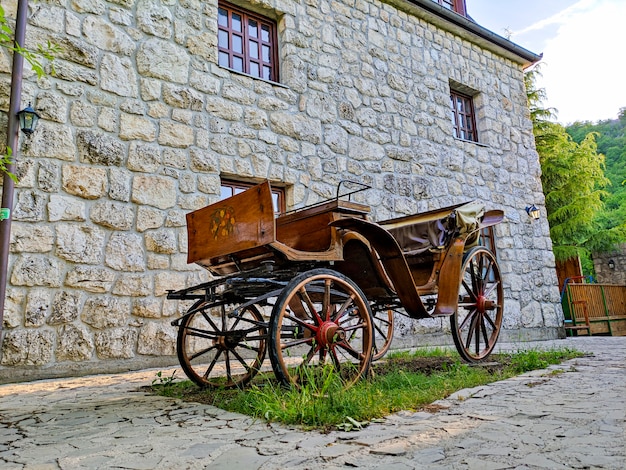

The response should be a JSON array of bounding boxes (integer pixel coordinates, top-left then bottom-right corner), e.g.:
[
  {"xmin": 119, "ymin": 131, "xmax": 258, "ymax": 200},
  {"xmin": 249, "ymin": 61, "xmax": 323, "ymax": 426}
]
[
  {"xmin": 177, "ymin": 302, "xmax": 267, "ymax": 388},
  {"xmin": 268, "ymin": 268, "xmax": 374, "ymax": 388},
  {"xmin": 372, "ymin": 308, "xmax": 394, "ymax": 361},
  {"xmin": 451, "ymin": 246, "xmax": 503, "ymax": 362}
]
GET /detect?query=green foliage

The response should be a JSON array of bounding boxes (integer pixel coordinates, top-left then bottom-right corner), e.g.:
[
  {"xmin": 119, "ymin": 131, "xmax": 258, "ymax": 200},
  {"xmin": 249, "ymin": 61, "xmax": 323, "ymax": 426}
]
[
  {"xmin": 152, "ymin": 348, "xmax": 582, "ymax": 430},
  {"xmin": 0, "ymin": 147, "xmax": 17, "ymax": 183},
  {"xmin": 565, "ymin": 107, "xmax": 626, "ymax": 253},
  {"xmin": 0, "ymin": 6, "xmax": 59, "ymax": 78},
  {"xmin": 525, "ymin": 65, "xmax": 625, "ymax": 261}
]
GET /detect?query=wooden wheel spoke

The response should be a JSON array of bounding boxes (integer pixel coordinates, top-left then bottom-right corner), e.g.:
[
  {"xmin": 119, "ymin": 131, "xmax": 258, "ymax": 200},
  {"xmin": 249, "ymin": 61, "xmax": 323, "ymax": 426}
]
[
  {"xmin": 230, "ymin": 348, "xmax": 254, "ymax": 373},
  {"xmin": 189, "ymin": 343, "xmax": 219, "ymax": 361},
  {"xmin": 464, "ymin": 314, "xmax": 480, "ymax": 350},
  {"xmin": 202, "ymin": 349, "xmax": 223, "ymax": 380},
  {"xmin": 184, "ymin": 327, "xmax": 220, "ymax": 341},
  {"xmin": 458, "ymin": 308, "xmax": 476, "ymax": 331},
  {"xmin": 280, "ymin": 336, "xmax": 314, "ymax": 349},
  {"xmin": 332, "ymin": 295, "xmax": 357, "ymax": 323},
  {"xmin": 335, "ymin": 341, "xmax": 364, "ymax": 361},
  {"xmin": 201, "ymin": 310, "xmax": 221, "ymax": 333},
  {"xmin": 285, "ymin": 313, "xmax": 317, "ymax": 333},
  {"xmin": 461, "ymin": 279, "xmax": 478, "ymax": 301},
  {"xmin": 483, "ymin": 311, "xmax": 497, "ymax": 330},
  {"xmin": 480, "ymin": 316, "xmax": 491, "ymax": 348},
  {"xmin": 298, "ymin": 287, "xmax": 323, "ymax": 325}
]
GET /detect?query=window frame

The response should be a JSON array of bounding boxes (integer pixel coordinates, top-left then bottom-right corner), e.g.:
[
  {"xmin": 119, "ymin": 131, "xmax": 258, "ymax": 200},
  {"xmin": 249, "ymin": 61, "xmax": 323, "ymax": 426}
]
[
  {"xmin": 450, "ymin": 89, "xmax": 478, "ymax": 143},
  {"xmin": 432, "ymin": 0, "xmax": 467, "ymax": 15},
  {"xmin": 220, "ymin": 179, "xmax": 286, "ymax": 215},
  {"xmin": 217, "ymin": 1, "xmax": 279, "ymax": 82}
]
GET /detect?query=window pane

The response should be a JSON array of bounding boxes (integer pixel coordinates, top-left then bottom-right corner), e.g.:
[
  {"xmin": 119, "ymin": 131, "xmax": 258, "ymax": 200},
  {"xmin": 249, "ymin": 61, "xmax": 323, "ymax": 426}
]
[
  {"xmin": 261, "ymin": 24, "xmax": 270, "ymax": 42},
  {"xmin": 249, "ymin": 20, "xmax": 258, "ymax": 38},
  {"xmin": 218, "ymin": 30, "xmax": 229, "ymax": 48},
  {"xmin": 263, "ymin": 66, "xmax": 271, "ymax": 80},
  {"xmin": 272, "ymin": 193, "xmax": 279, "ymax": 213},
  {"xmin": 232, "ymin": 34, "xmax": 243, "ymax": 53},
  {"xmin": 262, "ymin": 44, "xmax": 270, "ymax": 62},
  {"xmin": 249, "ymin": 40, "xmax": 259, "ymax": 59},
  {"xmin": 233, "ymin": 56, "xmax": 244, "ymax": 72},
  {"xmin": 218, "ymin": 8, "xmax": 229, "ymax": 27},
  {"xmin": 232, "ymin": 13, "xmax": 242, "ymax": 32},
  {"xmin": 221, "ymin": 186, "xmax": 233, "ymax": 199},
  {"xmin": 219, "ymin": 51, "xmax": 230, "ymax": 67},
  {"xmin": 250, "ymin": 62, "xmax": 260, "ymax": 77}
]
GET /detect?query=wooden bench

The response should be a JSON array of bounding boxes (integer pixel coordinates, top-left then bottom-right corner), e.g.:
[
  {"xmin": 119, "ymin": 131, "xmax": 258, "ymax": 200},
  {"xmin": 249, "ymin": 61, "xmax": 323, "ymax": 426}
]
[{"xmin": 564, "ymin": 300, "xmax": 591, "ymax": 336}]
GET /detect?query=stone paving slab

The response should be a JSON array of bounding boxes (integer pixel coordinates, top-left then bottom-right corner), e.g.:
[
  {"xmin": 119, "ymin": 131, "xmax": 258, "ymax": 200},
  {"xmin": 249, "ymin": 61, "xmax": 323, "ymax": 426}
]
[{"xmin": 0, "ymin": 337, "xmax": 624, "ymax": 469}]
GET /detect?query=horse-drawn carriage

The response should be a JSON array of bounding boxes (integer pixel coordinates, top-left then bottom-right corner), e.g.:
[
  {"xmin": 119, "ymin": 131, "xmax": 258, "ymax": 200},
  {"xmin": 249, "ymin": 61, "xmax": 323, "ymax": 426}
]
[{"xmin": 167, "ymin": 181, "xmax": 504, "ymax": 388}]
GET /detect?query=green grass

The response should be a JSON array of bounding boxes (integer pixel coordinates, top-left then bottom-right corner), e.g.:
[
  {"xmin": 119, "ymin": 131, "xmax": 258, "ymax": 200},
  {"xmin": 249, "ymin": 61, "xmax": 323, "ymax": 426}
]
[{"xmin": 151, "ymin": 347, "xmax": 583, "ymax": 431}]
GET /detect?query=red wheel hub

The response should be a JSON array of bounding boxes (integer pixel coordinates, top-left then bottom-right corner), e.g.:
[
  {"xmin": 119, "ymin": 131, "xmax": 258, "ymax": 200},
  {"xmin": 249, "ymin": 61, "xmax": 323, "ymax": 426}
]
[{"xmin": 318, "ymin": 321, "xmax": 346, "ymax": 348}]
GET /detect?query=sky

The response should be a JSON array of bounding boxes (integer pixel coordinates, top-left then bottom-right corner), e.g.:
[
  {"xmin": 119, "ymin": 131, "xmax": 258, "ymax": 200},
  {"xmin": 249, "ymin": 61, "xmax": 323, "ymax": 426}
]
[{"xmin": 467, "ymin": 0, "xmax": 626, "ymax": 125}]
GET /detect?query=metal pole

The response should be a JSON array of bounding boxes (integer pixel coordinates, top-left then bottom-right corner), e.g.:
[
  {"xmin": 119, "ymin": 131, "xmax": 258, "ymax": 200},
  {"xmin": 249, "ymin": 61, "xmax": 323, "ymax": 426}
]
[{"xmin": 0, "ymin": 0, "xmax": 28, "ymax": 330}]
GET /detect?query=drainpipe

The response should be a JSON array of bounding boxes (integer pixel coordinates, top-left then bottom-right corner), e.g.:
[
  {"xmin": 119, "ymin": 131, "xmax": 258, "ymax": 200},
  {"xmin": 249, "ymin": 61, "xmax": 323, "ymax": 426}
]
[{"xmin": 0, "ymin": 0, "xmax": 29, "ymax": 331}]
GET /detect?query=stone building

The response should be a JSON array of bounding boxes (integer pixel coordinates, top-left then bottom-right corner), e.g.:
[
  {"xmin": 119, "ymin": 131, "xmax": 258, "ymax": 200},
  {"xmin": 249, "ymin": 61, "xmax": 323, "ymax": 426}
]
[
  {"xmin": 0, "ymin": 0, "xmax": 563, "ymax": 382},
  {"xmin": 593, "ymin": 245, "xmax": 626, "ymax": 285}
]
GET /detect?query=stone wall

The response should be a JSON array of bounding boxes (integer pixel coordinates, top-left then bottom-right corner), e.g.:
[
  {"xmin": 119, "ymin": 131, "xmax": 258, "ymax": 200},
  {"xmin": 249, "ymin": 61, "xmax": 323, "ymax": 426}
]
[
  {"xmin": 0, "ymin": 0, "xmax": 563, "ymax": 382},
  {"xmin": 593, "ymin": 244, "xmax": 626, "ymax": 285}
]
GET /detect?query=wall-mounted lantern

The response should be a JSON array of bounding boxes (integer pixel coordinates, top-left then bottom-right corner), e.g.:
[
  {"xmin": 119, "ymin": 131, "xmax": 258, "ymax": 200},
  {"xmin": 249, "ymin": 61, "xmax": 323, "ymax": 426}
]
[
  {"xmin": 608, "ymin": 259, "xmax": 615, "ymax": 270},
  {"xmin": 17, "ymin": 103, "xmax": 40, "ymax": 136},
  {"xmin": 525, "ymin": 204, "xmax": 540, "ymax": 220}
]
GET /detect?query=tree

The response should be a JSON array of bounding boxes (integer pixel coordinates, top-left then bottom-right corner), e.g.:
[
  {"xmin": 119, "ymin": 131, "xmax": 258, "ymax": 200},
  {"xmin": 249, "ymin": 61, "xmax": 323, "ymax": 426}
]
[{"xmin": 525, "ymin": 66, "xmax": 619, "ymax": 264}]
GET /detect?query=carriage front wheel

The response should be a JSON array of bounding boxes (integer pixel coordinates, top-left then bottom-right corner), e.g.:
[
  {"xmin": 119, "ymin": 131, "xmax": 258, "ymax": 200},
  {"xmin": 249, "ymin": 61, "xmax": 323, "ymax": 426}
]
[
  {"xmin": 268, "ymin": 268, "xmax": 374, "ymax": 388},
  {"xmin": 177, "ymin": 301, "xmax": 267, "ymax": 388},
  {"xmin": 451, "ymin": 246, "xmax": 503, "ymax": 362}
]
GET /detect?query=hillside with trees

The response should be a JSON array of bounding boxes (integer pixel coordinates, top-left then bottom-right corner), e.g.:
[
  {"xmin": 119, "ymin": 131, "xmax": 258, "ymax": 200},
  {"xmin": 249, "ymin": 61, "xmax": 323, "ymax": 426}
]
[
  {"xmin": 566, "ymin": 109, "xmax": 626, "ymax": 253},
  {"xmin": 525, "ymin": 67, "xmax": 626, "ymax": 272}
]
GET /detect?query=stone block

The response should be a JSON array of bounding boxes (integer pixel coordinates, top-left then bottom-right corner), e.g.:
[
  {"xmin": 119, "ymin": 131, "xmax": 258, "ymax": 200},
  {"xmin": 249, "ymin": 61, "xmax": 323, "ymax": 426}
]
[
  {"xmin": 137, "ymin": 322, "xmax": 176, "ymax": 356},
  {"xmin": 1, "ymin": 330, "xmax": 55, "ymax": 366},
  {"xmin": 64, "ymin": 266, "xmax": 115, "ymax": 293},
  {"xmin": 10, "ymin": 224, "xmax": 54, "ymax": 253},
  {"xmin": 120, "ymin": 114, "xmax": 157, "ymax": 141},
  {"xmin": 127, "ymin": 142, "xmax": 161, "ymax": 172},
  {"xmin": 10, "ymin": 255, "xmax": 62, "ymax": 287},
  {"xmin": 131, "ymin": 175, "xmax": 176, "ymax": 209},
  {"xmin": 77, "ymin": 130, "xmax": 125, "ymax": 166},
  {"xmin": 158, "ymin": 120, "xmax": 194, "ymax": 148},
  {"xmin": 81, "ymin": 295, "xmax": 130, "ymax": 329},
  {"xmin": 105, "ymin": 233, "xmax": 146, "ymax": 272},
  {"xmin": 56, "ymin": 324, "xmax": 94, "ymax": 362},
  {"xmin": 101, "ymin": 54, "xmax": 139, "ymax": 98},
  {"xmin": 48, "ymin": 194, "xmax": 86, "ymax": 222},
  {"xmin": 83, "ymin": 16, "xmax": 134, "ymax": 55},
  {"xmin": 48, "ymin": 291, "xmax": 82, "ymax": 325},
  {"xmin": 145, "ymin": 228, "xmax": 177, "ymax": 254},
  {"xmin": 90, "ymin": 201, "xmax": 134, "ymax": 230},
  {"xmin": 112, "ymin": 274, "xmax": 152, "ymax": 296},
  {"xmin": 94, "ymin": 328, "xmax": 137, "ymax": 359},
  {"xmin": 25, "ymin": 290, "xmax": 50, "ymax": 327},
  {"xmin": 56, "ymin": 224, "xmax": 105, "ymax": 264},
  {"xmin": 137, "ymin": 38, "xmax": 189, "ymax": 84},
  {"xmin": 62, "ymin": 165, "xmax": 107, "ymax": 199}
]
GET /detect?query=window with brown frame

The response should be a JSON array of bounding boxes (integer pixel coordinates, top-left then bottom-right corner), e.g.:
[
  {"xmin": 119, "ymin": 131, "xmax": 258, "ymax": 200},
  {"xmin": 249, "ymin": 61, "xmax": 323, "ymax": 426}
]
[
  {"xmin": 217, "ymin": 2, "xmax": 279, "ymax": 82},
  {"xmin": 450, "ymin": 89, "xmax": 478, "ymax": 142},
  {"xmin": 221, "ymin": 179, "xmax": 285, "ymax": 215},
  {"xmin": 431, "ymin": 0, "xmax": 467, "ymax": 15}
]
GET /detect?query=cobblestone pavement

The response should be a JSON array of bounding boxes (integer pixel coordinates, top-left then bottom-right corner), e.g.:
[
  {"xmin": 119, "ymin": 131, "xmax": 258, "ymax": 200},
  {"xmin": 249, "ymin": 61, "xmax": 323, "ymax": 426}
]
[{"xmin": 0, "ymin": 336, "xmax": 624, "ymax": 469}]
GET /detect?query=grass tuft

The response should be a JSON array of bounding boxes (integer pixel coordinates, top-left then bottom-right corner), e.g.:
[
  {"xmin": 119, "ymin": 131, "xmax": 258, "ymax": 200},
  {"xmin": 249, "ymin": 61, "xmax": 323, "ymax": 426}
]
[{"xmin": 151, "ymin": 347, "xmax": 583, "ymax": 431}]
